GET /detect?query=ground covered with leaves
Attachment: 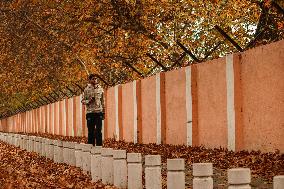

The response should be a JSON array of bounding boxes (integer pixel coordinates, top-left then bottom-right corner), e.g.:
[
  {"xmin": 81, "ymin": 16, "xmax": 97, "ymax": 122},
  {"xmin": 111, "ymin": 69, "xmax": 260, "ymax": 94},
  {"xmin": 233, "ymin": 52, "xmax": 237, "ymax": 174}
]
[
  {"xmin": 0, "ymin": 140, "xmax": 117, "ymax": 189},
  {"xmin": 3, "ymin": 132, "xmax": 284, "ymax": 189}
]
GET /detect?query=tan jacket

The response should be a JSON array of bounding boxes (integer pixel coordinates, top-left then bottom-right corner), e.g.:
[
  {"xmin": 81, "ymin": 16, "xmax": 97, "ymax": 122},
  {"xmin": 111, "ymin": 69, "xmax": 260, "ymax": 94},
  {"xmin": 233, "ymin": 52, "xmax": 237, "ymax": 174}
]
[{"xmin": 81, "ymin": 84, "xmax": 104, "ymax": 113}]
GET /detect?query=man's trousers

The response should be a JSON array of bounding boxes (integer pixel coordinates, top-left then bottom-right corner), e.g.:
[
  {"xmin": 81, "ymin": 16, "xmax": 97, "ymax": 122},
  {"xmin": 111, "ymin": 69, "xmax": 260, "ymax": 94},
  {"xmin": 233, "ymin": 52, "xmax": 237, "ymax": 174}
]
[{"xmin": 86, "ymin": 112, "xmax": 103, "ymax": 146}]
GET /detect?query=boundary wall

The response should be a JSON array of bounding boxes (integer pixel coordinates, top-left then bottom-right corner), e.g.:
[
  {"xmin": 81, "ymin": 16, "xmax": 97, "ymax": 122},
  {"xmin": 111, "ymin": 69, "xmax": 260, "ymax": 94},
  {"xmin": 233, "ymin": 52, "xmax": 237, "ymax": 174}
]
[{"xmin": 1, "ymin": 40, "xmax": 283, "ymax": 152}]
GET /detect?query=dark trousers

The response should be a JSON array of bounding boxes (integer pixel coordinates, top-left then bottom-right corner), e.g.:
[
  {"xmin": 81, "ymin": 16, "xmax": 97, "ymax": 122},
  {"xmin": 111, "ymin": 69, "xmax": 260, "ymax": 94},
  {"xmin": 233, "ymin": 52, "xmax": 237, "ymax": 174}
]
[{"xmin": 86, "ymin": 112, "xmax": 103, "ymax": 146}]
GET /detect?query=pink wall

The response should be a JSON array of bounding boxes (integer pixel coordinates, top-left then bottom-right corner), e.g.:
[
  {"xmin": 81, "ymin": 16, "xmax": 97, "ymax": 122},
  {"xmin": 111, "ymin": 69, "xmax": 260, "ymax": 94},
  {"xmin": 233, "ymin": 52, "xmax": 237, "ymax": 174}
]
[
  {"xmin": 1, "ymin": 40, "xmax": 283, "ymax": 153},
  {"xmin": 121, "ymin": 82, "xmax": 134, "ymax": 142},
  {"xmin": 241, "ymin": 40, "xmax": 284, "ymax": 152},
  {"xmin": 196, "ymin": 58, "xmax": 228, "ymax": 148},
  {"xmin": 106, "ymin": 87, "xmax": 116, "ymax": 139},
  {"xmin": 141, "ymin": 75, "xmax": 157, "ymax": 143},
  {"xmin": 164, "ymin": 68, "xmax": 187, "ymax": 145}
]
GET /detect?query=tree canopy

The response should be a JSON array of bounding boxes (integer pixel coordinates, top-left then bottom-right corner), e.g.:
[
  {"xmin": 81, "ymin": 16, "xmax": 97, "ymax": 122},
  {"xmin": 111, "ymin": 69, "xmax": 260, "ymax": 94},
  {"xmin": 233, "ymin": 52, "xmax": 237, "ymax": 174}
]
[{"xmin": 0, "ymin": 0, "xmax": 283, "ymax": 118}]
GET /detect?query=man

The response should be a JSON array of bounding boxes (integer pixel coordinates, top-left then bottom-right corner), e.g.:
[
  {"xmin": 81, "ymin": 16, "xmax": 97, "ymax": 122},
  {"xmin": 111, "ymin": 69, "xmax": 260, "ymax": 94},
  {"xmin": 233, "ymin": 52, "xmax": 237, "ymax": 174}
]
[{"xmin": 81, "ymin": 74, "xmax": 104, "ymax": 146}]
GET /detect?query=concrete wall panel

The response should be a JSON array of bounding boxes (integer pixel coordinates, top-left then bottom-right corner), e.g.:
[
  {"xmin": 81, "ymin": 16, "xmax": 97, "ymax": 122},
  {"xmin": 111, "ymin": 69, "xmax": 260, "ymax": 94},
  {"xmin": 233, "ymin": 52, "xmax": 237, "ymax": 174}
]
[
  {"xmin": 164, "ymin": 68, "xmax": 187, "ymax": 145},
  {"xmin": 196, "ymin": 58, "xmax": 228, "ymax": 148},
  {"xmin": 241, "ymin": 40, "xmax": 284, "ymax": 152},
  {"xmin": 121, "ymin": 82, "xmax": 134, "ymax": 142},
  {"xmin": 141, "ymin": 75, "xmax": 157, "ymax": 143},
  {"xmin": 106, "ymin": 87, "xmax": 116, "ymax": 139}
]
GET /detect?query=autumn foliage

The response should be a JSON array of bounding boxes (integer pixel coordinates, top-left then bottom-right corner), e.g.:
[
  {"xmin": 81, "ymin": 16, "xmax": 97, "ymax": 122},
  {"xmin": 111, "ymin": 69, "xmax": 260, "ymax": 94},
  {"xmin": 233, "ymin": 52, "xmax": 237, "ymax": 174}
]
[
  {"xmin": 0, "ymin": 0, "xmax": 283, "ymax": 117},
  {"xmin": 0, "ymin": 140, "xmax": 118, "ymax": 189},
  {"xmin": 13, "ymin": 132, "xmax": 284, "ymax": 188}
]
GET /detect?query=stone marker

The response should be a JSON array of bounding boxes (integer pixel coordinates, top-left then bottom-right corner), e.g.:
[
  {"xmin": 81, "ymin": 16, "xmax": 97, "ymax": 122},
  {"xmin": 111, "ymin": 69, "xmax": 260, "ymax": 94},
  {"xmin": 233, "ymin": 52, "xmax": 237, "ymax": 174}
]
[
  {"xmin": 75, "ymin": 143, "xmax": 84, "ymax": 168},
  {"xmin": 193, "ymin": 163, "xmax": 213, "ymax": 189},
  {"xmin": 82, "ymin": 144, "xmax": 93, "ymax": 173},
  {"xmin": 91, "ymin": 146, "xmax": 102, "ymax": 182},
  {"xmin": 113, "ymin": 150, "xmax": 127, "ymax": 188},
  {"xmin": 273, "ymin": 175, "xmax": 284, "ymax": 189},
  {"xmin": 68, "ymin": 142, "xmax": 76, "ymax": 166},
  {"xmin": 127, "ymin": 153, "xmax": 142, "ymax": 189},
  {"xmin": 101, "ymin": 148, "xmax": 114, "ymax": 185},
  {"xmin": 167, "ymin": 159, "xmax": 185, "ymax": 189},
  {"xmin": 63, "ymin": 141, "xmax": 69, "ymax": 164},
  {"xmin": 228, "ymin": 168, "xmax": 251, "ymax": 189},
  {"xmin": 47, "ymin": 139, "xmax": 55, "ymax": 160},
  {"xmin": 54, "ymin": 140, "xmax": 63, "ymax": 163},
  {"xmin": 44, "ymin": 138, "xmax": 50, "ymax": 157},
  {"xmin": 145, "ymin": 155, "xmax": 161, "ymax": 189}
]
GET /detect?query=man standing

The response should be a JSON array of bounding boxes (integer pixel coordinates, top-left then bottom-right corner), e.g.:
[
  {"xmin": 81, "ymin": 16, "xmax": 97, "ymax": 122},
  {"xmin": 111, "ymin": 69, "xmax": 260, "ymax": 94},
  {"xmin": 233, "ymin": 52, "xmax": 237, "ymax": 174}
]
[{"xmin": 81, "ymin": 74, "xmax": 104, "ymax": 146}]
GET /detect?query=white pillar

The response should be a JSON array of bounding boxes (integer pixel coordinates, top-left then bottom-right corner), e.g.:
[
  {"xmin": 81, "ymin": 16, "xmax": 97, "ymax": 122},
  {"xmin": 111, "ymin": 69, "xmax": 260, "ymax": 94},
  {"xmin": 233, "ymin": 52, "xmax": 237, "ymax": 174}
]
[
  {"xmin": 91, "ymin": 146, "xmax": 102, "ymax": 182},
  {"xmin": 23, "ymin": 135, "xmax": 28, "ymax": 151},
  {"xmin": 133, "ymin": 81, "xmax": 138, "ymax": 144},
  {"xmin": 274, "ymin": 175, "xmax": 284, "ymax": 189},
  {"xmin": 226, "ymin": 54, "xmax": 236, "ymax": 151},
  {"xmin": 47, "ymin": 139, "xmax": 54, "ymax": 160},
  {"xmin": 185, "ymin": 66, "xmax": 193, "ymax": 146},
  {"xmin": 127, "ymin": 153, "xmax": 142, "ymax": 189},
  {"xmin": 113, "ymin": 150, "xmax": 127, "ymax": 188},
  {"xmin": 63, "ymin": 141, "xmax": 69, "ymax": 164},
  {"xmin": 44, "ymin": 138, "xmax": 49, "ymax": 157},
  {"xmin": 115, "ymin": 85, "xmax": 119, "ymax": 140},
  {"xmin": 75, "ymin": 143, "xmax": 84, "ymax": 168},
  {"xmin": 63, "ymin": 142, "xmax": 76, "ymax": 165},
  {"xmin": 82, "ymin": 144, "xmax": 93, "ymax": 174},
  {"xmin": 145, "ymin": 155, "xmax": 161, "ymax": 189},
  {"xmin": 68, "ymin": 142, "xmax": 76, "ymax": 166},
  {"xmin": 54, "ymin": 140, "xmax": 63, "ymax": 163},
  {"xmin": 35, "ymin": 137, "xmax": 41, "ymax": 154},
  {"xmin": 156, "ymin": 74, "xmax": 161, "ymax": 144},
  {"xmin": 38, "ymin": 137, "xmax": 43, "ymax": 156},
  {"xmin": 228, "ymin": 168, "xmax": 251, "ymax": 189},
  {"xmin": 167, "ymin": 159, "xmax": 185, "ymax": 189},
  {"xmin": 193, "ymin": 163, "xmax": 213, "ymax": 189},
  {"xmin": 101, "ymin": 148, "xmax": 114, "ymax": 185}
]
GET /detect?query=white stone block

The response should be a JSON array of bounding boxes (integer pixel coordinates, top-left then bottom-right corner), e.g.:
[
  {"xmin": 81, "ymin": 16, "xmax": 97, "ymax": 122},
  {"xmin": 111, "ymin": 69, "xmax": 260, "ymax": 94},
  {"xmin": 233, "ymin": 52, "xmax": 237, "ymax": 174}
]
[
  {"xmin": 91, "ymin": 146, "xmax": 102, "ymax": 182},
  {"xmin": 167, "ymin": 159, "xmax": 185, "ymax": 189},
  {"xmin": 82, "ymin": 143, "xmax": 93, "ymax": 152},
  {"xmin": 127, "ymin": 153, "xmax": 142, "ymax": 163},
  {"xmin": 82, "ymin": 151, "xmax": 91, "ymax": 173},
  {"xmin": 228, "ymin": 168, "xmax": 251, "ymax": 184},
  {"xmin": 53, "ymin": 140, "xmax": 63, "ymax": 163},
  {"xmin": 47, "ymin": 140, "xmax": 54, "ymax": 160},
  {"xmin": 113, "ymin": 150, "xmax": 127, "ymax": 188},
  {"xmin": 91, "ymin": 146, "xmax": 102, "ymax": 155},
  {"xmin": 62, "ymin": 141, "xmax": 69, "ymax": 164},
  {"xmin": 101, "ymin": 148, "xmax": 114, "ymax": 185},
  {"xmin": 128, "ymin": 162, "xmax": 142, "ymax": 189},
  {"xmin": 193, "ymin": 163, "xmax": 213, "ymax": 189},
  {"xmin": 145, "ymin": 155, "xmax": 161, "ymax": 166},
  {"xmin": 193, "ymin": 177, "xmax": 214, "ymax": 189},
  {"xmin": 101, "ymin": 147, "xmax": 113, "ymax": 156},
  {"xmin": 273, "ymin": 175, "xmax": 284, "ymax": 189},
  {"xmin": 81, "ymin": 144, "xmax": 92, "ymax": 171},
  {"xmin": 75, "ymin": 143, "xmax": 84, "ymax": 168},
  {"xmin": 167, "ymin": 159, "xmax": 184, "ymax": 171},
  {"xmin": 228, "ymin": 168, "xmax": 251, "ymax": 189},
  {"xmin": 113, "ymin": 149, "xmax": 127, "ymax": 159},
  {"xmin": 193, "ymin": 163, "xmax": 213, "ymax": 176},
  {"xmin": 68, "ymin": 142, "xmax": 76, "ymax": 166},
  {"xmin": 145, "ymin": 155, "xmax": 161, "ymax": 189}
]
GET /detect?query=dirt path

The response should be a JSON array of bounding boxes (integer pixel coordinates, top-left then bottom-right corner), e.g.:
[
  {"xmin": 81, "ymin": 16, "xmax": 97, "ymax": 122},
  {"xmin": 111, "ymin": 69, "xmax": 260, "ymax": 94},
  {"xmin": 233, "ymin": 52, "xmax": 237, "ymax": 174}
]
[
  {"xmin": 0, "ymin": 141, "xmax": 116, "ymax": 189},
  {"xmin": 6, "ymin": 132, "xmax": 284, "ymax": 189}
]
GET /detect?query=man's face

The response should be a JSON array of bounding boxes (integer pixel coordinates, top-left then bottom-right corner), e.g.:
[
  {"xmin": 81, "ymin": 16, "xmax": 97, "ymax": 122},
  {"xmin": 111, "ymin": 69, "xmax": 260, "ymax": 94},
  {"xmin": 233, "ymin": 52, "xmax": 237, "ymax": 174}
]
[{"xmin": 89, "ymin": 77, "xmax": 97, "ymax": 85}]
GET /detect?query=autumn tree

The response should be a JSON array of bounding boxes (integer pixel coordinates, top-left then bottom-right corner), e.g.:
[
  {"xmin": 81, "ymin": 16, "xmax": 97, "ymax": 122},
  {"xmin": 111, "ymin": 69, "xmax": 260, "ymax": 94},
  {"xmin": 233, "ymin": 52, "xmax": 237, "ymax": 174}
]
[{"xmin": 0, "ymin": 0, "xmax": 283, "ymax": 118}]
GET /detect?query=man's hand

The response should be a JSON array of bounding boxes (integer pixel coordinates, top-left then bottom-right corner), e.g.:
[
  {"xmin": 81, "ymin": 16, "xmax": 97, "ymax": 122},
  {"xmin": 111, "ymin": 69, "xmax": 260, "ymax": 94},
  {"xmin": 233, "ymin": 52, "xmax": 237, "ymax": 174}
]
[{"xmin": 101, "ymin": 112, "xmax": 105, "ymax": 120}]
